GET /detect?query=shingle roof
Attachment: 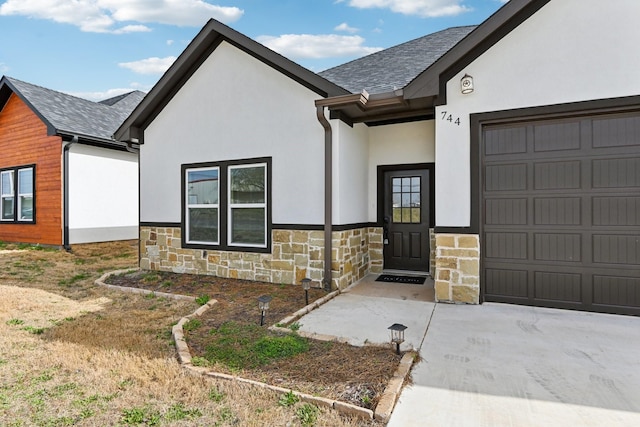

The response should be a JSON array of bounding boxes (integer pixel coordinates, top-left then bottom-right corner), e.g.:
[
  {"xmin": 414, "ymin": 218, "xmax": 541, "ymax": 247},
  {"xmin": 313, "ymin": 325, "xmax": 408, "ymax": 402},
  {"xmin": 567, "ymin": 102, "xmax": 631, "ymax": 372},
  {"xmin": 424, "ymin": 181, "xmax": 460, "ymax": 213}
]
[
  {"xmin": 3, "ymin": 76, "xmax": 145, "ymax": 141},
  {"xmin": 319, "ymin": 25, "xmax": 477, "ymax": 94}
]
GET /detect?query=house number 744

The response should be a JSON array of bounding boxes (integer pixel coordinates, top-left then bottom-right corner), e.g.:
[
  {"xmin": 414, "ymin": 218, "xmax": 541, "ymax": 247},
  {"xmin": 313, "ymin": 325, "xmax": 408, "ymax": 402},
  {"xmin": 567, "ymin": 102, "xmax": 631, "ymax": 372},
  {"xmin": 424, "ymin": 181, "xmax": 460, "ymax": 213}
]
[{"xmin": 440, "ymin": 111, "xmax": 461, "ymax": 126}]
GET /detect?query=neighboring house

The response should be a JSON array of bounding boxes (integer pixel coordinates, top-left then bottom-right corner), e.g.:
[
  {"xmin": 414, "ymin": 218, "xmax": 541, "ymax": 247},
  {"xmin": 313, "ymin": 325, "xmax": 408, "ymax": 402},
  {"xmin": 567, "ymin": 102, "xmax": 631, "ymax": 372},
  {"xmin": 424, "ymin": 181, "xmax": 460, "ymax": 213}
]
[
  {"xmin": 116, "ymin": 0, "xmax": 640, "ymax": 316},
  {"xmin": 0, "ymin": 76, "xmax": 143, "ymax": 247}
]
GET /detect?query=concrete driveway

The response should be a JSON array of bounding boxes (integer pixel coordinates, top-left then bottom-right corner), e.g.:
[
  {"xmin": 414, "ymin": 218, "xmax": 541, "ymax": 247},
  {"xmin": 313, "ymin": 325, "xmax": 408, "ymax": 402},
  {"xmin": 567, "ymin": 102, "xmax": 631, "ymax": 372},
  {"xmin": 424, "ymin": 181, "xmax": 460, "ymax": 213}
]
[
  {"xmin": 297, "ymin": 276, "xmax": 640, "ymax": 426},
  {"xmin": 389, "ymin": 303, "xmax": 640, "ymax": 426}
]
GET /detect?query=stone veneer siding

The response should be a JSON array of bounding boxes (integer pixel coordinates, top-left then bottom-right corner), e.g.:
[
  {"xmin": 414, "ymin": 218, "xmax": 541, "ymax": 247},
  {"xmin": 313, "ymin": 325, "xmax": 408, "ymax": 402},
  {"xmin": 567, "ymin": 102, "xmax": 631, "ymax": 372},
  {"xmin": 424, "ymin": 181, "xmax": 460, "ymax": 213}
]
[
  {"xmin": 140, "ymin": 226, "xmax": 383, "ymax": 290},
  {"xmin": 434, "ymin": 234, "xmax": 480, "ymax": 304}
]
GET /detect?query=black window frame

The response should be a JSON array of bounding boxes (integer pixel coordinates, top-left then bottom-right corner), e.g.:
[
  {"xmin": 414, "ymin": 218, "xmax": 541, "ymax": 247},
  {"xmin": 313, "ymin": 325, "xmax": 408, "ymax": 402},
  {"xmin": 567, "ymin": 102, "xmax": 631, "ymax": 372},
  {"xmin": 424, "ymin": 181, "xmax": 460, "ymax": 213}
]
[
  {"xmin": 0, "ymin": 164, "xmax": 36, "ymax": 224},
  {"xmin": 181, "ymin": 157, "xmax": 272, "ymax": 253}
]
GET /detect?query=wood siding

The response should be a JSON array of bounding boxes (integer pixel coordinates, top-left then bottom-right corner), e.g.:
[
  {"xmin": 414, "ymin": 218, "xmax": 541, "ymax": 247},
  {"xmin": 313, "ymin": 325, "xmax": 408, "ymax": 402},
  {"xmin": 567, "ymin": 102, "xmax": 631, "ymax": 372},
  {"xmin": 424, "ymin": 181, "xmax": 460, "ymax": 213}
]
[{"xmin": 0, "ymin": 93, "xmax": 62, "ymax": 245}]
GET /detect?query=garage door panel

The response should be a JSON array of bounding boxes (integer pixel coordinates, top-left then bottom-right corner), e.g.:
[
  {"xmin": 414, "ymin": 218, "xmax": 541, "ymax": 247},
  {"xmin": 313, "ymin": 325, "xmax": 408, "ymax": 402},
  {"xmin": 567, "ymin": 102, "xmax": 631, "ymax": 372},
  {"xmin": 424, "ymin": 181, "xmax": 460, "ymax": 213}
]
[
  {"xmin": 534, "ymin": 233, "xmax": 581, "ymax": 262},
  {"xmin": 485, "ymin": 268, "xmax": 528, "ymax": 298},
  {"xmin": 482, "ymin": 109, "xmax": 640, "ymax": 315},
  {"xmin": 485, "ymin": 232, "xmax": 527, "ymax": 259},
  {"xmin": 534, "ymin": 197, "xmax": 581, "ymax": 225},
  {"xmin": 486, "ymin": 198, "xmax": 527, "ymax": 225},
  {"xmin": 593, "ymin": 115, "xmax": 640, "ymax": 148},
  {"xmin": 593, "ymin": 276, "xmax": 640, "ymax": 307},
  {"xmin": 486, "ymin": 164, "xmax": 527, "ymax": 191},
  {"xmin": 485, "ymin": 127, "xmax": 527, "ymax": 155},
  {"xmin": 592, "ymin": 234, "xmax": 640, "ymax": 265},
  {"xmin": 592, "ymin": 157, "xmax": 640, "ymax": 188},
  {"xmin": 534, "ymin": 271, "xmax": 582, "ymax": 302},
  {"xmin": 534, "ymin": 121, "xmax": 581, "ymax": 152},
  {"xmin": 593, "ymin": 197, "xmax": 640, "ymax": 226},
  {"xmin": 534, "ymin": 161, "xmax": 581, "ymax": 190}
]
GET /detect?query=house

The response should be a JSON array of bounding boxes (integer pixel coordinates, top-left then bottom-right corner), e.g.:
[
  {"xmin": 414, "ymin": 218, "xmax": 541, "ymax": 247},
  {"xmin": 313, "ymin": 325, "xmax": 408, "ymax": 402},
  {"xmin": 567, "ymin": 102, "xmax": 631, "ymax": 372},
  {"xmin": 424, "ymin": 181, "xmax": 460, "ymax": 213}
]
[
  {"xmin": 115, "ymin": 0, "xmax": 640, "ymax": 316},
  {"xmin": 0, "ymin": 76, "xmax": 143, "ymax": 248}
]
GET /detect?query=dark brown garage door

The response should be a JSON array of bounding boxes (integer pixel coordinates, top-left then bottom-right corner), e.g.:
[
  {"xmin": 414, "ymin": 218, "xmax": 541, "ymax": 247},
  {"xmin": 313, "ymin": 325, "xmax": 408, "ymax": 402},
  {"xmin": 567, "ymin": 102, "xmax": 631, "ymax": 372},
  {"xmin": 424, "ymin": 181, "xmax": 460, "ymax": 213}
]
[{"xmin": 482, "ymin": 110, "xmax": 640, "ymax": 315}]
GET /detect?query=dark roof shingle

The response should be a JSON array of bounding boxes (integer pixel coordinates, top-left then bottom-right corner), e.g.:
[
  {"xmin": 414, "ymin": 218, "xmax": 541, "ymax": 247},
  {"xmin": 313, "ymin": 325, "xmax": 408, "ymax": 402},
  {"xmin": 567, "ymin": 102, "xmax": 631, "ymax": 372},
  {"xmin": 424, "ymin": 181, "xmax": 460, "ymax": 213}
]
[
  {"xmin": 3, "ymin": 77, "xmax": 145, "ymax": 141},
  {"xmin": 319, "ymin": 26, "xmax": 476, "ymax": 94}
]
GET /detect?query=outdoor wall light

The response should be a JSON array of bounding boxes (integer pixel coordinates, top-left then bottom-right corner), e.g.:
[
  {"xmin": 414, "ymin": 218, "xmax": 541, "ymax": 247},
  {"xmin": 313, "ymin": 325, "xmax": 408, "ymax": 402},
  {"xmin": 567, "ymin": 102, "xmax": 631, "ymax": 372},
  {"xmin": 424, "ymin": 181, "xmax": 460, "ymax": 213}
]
[
  {"xmin": 461, "ymin": 73, "xmax": 474, "ymax": 94},
  {"xmin": 258, "ymin": 295, "xmax": 272, "ymax": 326},
  {"xmin": 301, "ymin": 278, "xmax": 312, "ymax": 306},
  {"xmin": 388, "ymin": 323, "xmax": 407, "ymax": 355}
]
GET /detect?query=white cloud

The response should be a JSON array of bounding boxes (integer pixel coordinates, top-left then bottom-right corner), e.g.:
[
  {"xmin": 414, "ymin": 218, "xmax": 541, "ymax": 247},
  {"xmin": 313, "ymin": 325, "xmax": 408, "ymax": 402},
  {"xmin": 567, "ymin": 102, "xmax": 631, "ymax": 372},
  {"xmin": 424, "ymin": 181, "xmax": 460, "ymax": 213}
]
[
  {"xmin": 166, "ymin": 39, "xmax": 174, "ymax": 46},
  {"xmin": 70, "ymin": 86, "xmax": 146, "ymax": 101},
  {"xmin": 118, "ymin": 56, "xmax": 177, "ymax": 74},
  {"xmin": 256, "ymin": 34, "xmax": 382, "ymax": 60},
  {"xmin": 0, "ymin": 63, "xmax": 9, "ymax": 73},
  {"xmin": 346, "ymin": 0, "xmax": 471, "ymax": 17},
  {"xmin": 0, "ymin": 0, "xmax": 244, "ymax": 33},
  {"xmin": 334, "ymin": 22, "xmax": 359, "ymax": 33}
]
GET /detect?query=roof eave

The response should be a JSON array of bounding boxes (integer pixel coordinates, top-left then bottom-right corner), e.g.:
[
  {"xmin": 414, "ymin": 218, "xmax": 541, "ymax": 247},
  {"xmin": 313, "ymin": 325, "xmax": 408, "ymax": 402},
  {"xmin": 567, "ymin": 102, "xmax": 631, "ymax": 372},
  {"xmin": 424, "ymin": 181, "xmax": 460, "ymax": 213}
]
[{"xmin": 114, "ymin": 19, "xmax": 350, "ymax": 143}]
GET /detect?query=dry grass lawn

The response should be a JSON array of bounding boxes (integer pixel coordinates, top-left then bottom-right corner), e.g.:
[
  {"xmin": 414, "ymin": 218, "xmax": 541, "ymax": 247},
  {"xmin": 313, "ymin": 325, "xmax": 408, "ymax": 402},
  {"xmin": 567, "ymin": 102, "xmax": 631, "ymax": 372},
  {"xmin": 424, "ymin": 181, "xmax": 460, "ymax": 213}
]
[{"xmin": 0, "ymin": 241, "xmax": 380, "ymax": 426}]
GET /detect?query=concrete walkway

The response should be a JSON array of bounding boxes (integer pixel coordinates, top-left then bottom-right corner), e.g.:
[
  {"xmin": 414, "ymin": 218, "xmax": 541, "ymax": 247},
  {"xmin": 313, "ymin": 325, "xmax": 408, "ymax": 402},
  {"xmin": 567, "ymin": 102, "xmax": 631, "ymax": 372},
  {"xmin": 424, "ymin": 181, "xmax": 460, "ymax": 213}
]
[
  {"xmin": 298, "ymin": 274, "xmax": 435, "ymax": 350},
  {"xmin": 389, "ymin": 303, "xmax": 640, "ymax": 427},
  {"xmin": 297, "ymin": 274, "xmax": 640, "ymax": 426}
]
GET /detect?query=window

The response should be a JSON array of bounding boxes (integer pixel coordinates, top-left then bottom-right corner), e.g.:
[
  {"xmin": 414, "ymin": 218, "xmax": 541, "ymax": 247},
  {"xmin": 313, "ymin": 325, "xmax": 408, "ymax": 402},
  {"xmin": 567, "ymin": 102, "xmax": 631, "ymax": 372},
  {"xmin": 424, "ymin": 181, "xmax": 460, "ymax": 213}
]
[
  {"xmin": 0, "ymin": 165, "xmax": 35, "ymax": 223},
  {"xmin": 182, "ymin": 158, "xmax": 270, "ymax": 251},
  {"xmin": 392, "ymin": 176, "xmax": 421, "ymax": 223}
]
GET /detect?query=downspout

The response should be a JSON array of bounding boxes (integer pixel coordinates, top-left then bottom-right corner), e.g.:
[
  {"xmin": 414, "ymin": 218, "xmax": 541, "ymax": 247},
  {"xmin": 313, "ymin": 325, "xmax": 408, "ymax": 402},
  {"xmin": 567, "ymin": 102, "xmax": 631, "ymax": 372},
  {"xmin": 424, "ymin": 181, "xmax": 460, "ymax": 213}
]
[
  {"xmin": 62, "ymin": 136, "xmax": 78, "ymax": 251},
  {"xmin": 315, "ymin": 105, "xmax": 333, "ymax": 292}
]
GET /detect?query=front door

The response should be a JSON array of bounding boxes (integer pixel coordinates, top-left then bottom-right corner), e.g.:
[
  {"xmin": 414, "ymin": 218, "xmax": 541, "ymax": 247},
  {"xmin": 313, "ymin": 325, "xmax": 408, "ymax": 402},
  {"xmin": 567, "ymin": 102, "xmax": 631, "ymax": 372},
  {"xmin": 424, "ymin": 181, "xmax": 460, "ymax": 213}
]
[{"xmin": 383, "ymin": 169, "xmax": 430, "ymax": 271}]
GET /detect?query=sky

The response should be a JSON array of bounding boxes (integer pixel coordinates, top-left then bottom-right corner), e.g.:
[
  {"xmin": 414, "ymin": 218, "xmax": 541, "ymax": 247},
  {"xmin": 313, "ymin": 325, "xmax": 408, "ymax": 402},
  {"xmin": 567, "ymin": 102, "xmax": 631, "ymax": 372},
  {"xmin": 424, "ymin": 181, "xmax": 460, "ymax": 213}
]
[{"xmin": 0, "ymin": 0, "xmax": 508, "ymax": 101}]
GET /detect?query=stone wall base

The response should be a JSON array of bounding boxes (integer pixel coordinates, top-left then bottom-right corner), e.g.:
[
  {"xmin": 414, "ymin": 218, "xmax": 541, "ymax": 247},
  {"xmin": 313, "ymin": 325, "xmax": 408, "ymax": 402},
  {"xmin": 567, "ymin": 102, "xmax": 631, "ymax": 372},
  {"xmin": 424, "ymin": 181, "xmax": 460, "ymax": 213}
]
[
  {"xmin": 140, "ymin": 226, "xmax": 383, "ymax": 290},
  {"xmin": 434, "ymin": 234, "xmax": 480, "ymax": 304}
]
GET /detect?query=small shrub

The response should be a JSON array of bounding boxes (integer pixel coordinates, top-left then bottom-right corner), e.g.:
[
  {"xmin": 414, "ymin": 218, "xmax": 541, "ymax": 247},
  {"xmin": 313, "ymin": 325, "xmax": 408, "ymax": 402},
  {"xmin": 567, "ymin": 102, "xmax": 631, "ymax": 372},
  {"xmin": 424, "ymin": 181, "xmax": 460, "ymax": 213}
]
[
  {"xmin": 191, "ymin": 356, "xmax": 210, "ymax": 367},
  {"xmin": 278, "ymin": 390, "xmax": 299, "ymax": 407},
  {"xmin": 182, "ymin": 319, "xmax": 202, "ymax": 332},
  {"xmin": 288, "ymin": 322, "xmax": 301, "ymax": 331},
  {"xmin": 195, "ymin": 295, "xmax": 210, "ymax": 305},
  {"xmin": 164, "ymin": 403, "xmax": 202, "ymax": 421},
  {"xmin": 121, "ymin": 406, "xmax": 161, "ymax": 425},
  {"xmin": 208, "ymin": 388, "xmax": 225, "ymax": 403},
  {"xmin": 23, "ymin": 326, "xmax": 46, "ymax": 335},
  {"xmin": 296, "ymin": 403, "xmax": 319, "ymax": 426},
  {"xmin": 6, "ymin": 318, "xmax": 24, "ymax": 326}
]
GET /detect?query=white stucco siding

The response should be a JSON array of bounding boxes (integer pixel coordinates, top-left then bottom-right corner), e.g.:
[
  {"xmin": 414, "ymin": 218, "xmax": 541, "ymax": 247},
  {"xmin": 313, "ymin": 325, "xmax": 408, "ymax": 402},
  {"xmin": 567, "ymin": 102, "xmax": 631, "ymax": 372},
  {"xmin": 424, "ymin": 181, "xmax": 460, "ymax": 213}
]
[
  {"xmin": 68, "ymin": 144, "xmax": 138, "ymax": 243},
  {"xmin": 142, "ymin": 41, "xmax": 325, "ymax": 225},
  {"xmin": 333, "ymin": 121, "xmax": 369, "ymax": 224},
  {"xmin": 436, "ymin": 0, "xmax": 640, "ymax": 227},
  {"xmin": 368, "ymin": 120, "xmax": 435, "ymax": 221}
]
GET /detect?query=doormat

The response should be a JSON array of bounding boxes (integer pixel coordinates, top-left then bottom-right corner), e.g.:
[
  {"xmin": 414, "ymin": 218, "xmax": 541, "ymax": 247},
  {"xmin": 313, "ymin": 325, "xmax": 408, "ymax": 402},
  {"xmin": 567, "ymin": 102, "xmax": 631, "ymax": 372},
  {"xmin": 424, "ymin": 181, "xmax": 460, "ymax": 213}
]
[{"xmin": 375, "ymin": 274, "xmax": 426, "ymax": 285}]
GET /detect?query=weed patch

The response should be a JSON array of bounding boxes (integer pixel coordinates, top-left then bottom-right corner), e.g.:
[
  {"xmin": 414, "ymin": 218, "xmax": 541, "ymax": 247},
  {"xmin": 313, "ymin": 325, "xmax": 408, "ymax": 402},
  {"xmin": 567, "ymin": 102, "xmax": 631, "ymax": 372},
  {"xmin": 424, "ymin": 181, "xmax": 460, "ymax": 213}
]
[{"xmin": 204, "ymin": 321, "xmax": 309, "ymax": 370}]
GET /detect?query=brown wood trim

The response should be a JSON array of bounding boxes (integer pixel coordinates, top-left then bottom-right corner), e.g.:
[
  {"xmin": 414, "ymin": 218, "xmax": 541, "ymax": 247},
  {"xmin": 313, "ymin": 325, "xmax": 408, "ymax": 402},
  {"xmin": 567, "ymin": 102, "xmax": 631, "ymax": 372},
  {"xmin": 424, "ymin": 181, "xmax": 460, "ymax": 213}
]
[{"xmin": 0, "ymin": 93, "xmax": 62, "ymax": 245}]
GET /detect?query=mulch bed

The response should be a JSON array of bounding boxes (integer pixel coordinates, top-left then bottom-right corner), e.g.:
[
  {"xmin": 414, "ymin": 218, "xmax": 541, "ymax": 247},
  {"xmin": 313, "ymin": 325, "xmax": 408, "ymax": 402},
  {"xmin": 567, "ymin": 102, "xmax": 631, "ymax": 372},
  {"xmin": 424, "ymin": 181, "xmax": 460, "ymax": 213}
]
[{"xmin": 105, "ymin": 270, "xmax": 403, "ymax": 408}]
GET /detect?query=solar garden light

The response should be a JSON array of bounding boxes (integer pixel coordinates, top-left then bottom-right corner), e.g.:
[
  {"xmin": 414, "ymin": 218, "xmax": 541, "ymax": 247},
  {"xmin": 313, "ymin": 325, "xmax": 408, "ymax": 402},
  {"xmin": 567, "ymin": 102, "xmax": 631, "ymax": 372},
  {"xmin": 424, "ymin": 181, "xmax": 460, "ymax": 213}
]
[
  {"xmin": 258, "ymin": 295, "xmax": 272, "ymax": 326},
  {"xmin": 301, "ymin": 278, "xmax": 312, "ymax": 305},
  {"xmin": 388, "ymin": 323, "xmax": 407, "ymax": 355}
]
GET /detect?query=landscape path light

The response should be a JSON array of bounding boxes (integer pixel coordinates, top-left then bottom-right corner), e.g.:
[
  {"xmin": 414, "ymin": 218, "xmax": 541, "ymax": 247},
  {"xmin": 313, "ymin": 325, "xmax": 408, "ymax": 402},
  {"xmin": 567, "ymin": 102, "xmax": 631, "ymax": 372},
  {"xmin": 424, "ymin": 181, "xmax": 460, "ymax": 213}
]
[
  {"xmin": 388, "ymin": 323, "xmax": 407, "ymax": 355},
  {"xmin": 258, "ymin": 295, "xmax": 272, "ymax": 326},
  {"xmin": 301, "ymin": 278, "xmax": 312, "ymax": 305}
]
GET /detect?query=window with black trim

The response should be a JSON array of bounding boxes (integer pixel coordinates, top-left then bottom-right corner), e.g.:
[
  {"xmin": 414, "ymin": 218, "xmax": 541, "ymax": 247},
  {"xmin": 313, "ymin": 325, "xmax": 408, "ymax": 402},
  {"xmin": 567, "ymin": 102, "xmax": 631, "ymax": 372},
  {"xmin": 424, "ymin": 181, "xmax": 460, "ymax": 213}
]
[
  {"xmin": 182, "ymin": 158, "xmax": 270, "ymax": 251},
  {"xmin": 1, "ymin": 165, "xmax": 35, "ymax": 223}
]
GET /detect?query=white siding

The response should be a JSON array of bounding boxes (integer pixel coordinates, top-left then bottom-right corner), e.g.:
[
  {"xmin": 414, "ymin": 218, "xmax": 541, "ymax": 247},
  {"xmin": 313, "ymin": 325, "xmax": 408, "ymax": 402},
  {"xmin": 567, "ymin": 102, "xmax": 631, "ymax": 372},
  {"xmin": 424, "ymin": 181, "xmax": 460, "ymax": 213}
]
[
  {"xmin": 436, "ymin": 0, "xmax": 640, "ymax": 226},
  {"xmin": 142, "ymin": 41, "xmax": 325, "ymax": 225},
  {"xmin": 334, "ymin": 121, "xmax": 369, "ymax": 224},
  {"xmin": 68, "ymin": 144, "xmax": 138, "ymax": 243},
  {"xmin": 368, "ymin": 121, "xmax": 435, "ymax": 221}
]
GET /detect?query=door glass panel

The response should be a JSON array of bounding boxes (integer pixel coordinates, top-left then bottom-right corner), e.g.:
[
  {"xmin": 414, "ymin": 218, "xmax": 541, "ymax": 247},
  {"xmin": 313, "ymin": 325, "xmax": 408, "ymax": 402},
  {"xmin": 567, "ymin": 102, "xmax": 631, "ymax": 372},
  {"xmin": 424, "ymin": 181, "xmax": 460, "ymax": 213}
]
[
  {"xmin": 392, "ymin": 175, "xmax": 422, "ymax": 224},
  {"xmin": 402, "ymin": 177, "xmax": 411, "ymax": 192},
  {"xmin": 392, "ymin": 178, "xmax": 401, "ymax": 193}
]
